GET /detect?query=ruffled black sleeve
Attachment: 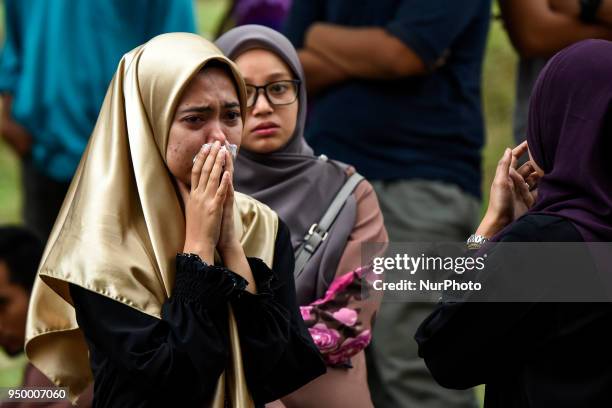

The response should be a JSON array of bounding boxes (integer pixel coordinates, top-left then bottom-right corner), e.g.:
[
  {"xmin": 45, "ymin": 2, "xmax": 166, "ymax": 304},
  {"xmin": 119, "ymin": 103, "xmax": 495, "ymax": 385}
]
[
  {"xmin": 70, "ymin": 254, "xmax": 248, "ymax": 407},
  {"xmin": 230, "ymin": 220, "xmax": 327, "ymax": 404},
  {"xmin": 70, "ymin": 221, "xmax": 325, "ymax": 407}
]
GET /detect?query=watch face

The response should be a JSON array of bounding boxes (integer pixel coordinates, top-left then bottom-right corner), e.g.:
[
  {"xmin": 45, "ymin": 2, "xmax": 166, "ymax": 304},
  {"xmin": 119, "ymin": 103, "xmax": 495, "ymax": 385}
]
[{"xmin": 467, "ymin": 235, "xmax": 487, "ymax": 244}]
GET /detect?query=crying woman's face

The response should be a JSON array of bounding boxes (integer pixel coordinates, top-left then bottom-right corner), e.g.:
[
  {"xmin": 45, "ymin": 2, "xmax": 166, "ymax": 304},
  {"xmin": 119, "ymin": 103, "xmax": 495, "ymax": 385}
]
[{"xmin": 166, "ymin": 66, "xmax": 243, "ymax": 187}]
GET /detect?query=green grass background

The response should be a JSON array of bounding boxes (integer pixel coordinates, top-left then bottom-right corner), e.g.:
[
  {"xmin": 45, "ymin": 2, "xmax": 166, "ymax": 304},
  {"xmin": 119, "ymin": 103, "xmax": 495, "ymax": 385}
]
[{"xmin": 0, "ymin": 0, "xmax": 515, "ymax": 403}]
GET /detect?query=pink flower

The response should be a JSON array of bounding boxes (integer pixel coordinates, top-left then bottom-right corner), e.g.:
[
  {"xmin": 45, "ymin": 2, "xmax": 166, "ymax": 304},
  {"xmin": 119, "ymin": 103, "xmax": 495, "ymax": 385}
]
[
  {"xmin": 326, "ymin": 330, "xmax": 372, "ymax": 365},
  {"xmin": 300, "ymin": 306, "xmax": 313, "ymax": 321},
  {"xmin": 328, "ymin": 270, "xmax": 356, "ymax": 294},
  {"xmin": 332, "ymin": 307, "xmax": 358, "ymax": 327},
  {"xmin": 312, "ymin": 270, "xmax": 357, "ymax": 306},
  {"xmin": 308, "ymin": 323, "xmax": 341, "ymax": 352}
]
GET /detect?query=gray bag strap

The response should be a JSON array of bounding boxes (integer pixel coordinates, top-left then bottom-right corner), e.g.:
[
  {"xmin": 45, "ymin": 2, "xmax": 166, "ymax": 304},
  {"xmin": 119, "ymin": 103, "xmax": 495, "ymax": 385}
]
[{"xmin": 294, "ymin": 171, "xmax": 364, "ymax": 278}]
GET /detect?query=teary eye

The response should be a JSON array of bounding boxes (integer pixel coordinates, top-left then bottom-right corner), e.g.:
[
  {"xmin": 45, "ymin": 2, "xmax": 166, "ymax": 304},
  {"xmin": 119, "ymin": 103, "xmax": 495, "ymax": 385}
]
[
  {"xmin": 183, "ymin": 116, "xmax": 203, "ymax": 124},
  {"xmin": 225, "ymin": 110, "xmax": 241, "ymax": 122}
]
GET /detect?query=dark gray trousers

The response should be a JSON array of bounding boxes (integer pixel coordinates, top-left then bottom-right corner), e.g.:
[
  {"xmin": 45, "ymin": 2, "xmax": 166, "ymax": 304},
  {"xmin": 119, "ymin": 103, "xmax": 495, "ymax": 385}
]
[{"xmin": 368, "ymin": 179, "xmax": 480, "ymax": 408}]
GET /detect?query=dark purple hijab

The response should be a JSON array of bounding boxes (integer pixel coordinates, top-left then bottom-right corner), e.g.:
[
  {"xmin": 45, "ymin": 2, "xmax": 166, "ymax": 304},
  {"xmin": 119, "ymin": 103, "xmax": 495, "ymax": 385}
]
[{"xmin": 525, "ymin": 39, "xmax": 612, "ymax": 242}]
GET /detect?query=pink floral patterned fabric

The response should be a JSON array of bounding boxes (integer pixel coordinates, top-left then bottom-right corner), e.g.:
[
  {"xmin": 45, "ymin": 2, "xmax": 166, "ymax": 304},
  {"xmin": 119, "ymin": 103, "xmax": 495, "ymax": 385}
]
[
  {"xmin": 265, "ymin": 176, "xmax": 387, "ymax": 407},
  {"xmin": 300, "ymin": 266, "xmax": 377, "ymax": 367}
]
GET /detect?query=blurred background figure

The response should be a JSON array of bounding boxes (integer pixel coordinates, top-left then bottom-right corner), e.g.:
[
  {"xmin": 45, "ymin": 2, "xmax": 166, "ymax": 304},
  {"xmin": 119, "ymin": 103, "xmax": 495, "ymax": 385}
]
[
  {"xmin": 283, "ymin": 1, "xmax": 491, "ymax": 407},
  {"xmin": 0, "ymin": 0, "xmax": 196, "ymax": 241},
  {"xmin": 0, "ymin": 226, "xmax": 92, "ymax": 407},
  {"xmin": 499, "ymin": 0, "xmax": 612, "ymax": 145},
  {"xmin": 216, "ymin": 0, "xmax": 292, "ymax": 36}
]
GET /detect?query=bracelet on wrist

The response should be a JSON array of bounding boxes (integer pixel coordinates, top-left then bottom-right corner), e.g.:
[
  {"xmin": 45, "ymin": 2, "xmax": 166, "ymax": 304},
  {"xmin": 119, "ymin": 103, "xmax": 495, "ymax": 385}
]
[{"xmin": 466, "ymin": 234, "xmax": 489, "ymax": 250}]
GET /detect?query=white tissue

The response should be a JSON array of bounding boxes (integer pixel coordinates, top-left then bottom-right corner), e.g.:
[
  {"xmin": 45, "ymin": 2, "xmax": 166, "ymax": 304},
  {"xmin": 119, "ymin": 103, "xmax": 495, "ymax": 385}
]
[{"xmin": 192, "ymin": 143, "xmax": 238, "ymax": 164}]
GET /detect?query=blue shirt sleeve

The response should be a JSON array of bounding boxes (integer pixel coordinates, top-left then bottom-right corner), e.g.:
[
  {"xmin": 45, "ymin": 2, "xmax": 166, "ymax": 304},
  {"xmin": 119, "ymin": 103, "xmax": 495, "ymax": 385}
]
[
  {"xmin": 0, "ymin": 0, "xmax": 22, "ymax": 93},
  {"xmin": 283, "ymin": 0, "xmax": 326, "ymax": 48},
  {"xmin": 386, "ymin": 0, "xmax": 489, "ymax": 69}
]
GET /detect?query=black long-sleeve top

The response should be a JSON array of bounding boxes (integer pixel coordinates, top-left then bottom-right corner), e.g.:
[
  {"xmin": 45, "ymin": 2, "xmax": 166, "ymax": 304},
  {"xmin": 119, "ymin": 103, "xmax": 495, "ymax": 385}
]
[
  {"xmin": 70, "ymin": 221, "xmax": 326, "ymax": 408},
  {"xmin": 416, "ymin": 214, "xmax": 612, "ymax": 408}
]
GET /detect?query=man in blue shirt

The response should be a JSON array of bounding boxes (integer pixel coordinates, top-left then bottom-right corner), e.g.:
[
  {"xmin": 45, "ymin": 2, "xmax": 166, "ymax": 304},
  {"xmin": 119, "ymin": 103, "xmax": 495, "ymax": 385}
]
[
  {"xmin": 0, "ymin": 0, "xmax": 196, "ymax": 239},
  {"xmin": 284, "ymin": 1, "xmax": 491, "ymax": 406}
]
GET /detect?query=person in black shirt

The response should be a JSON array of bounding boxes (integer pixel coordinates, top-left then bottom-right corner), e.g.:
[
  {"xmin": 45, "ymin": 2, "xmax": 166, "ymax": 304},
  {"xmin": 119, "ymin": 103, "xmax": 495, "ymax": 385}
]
[
  {"xmin": 417, "ymin": 39, "xmax": 612, "ymax": 407},
  {"xmin": 69, "ymin": 221, "xmax": 321, "ymax": 407}
]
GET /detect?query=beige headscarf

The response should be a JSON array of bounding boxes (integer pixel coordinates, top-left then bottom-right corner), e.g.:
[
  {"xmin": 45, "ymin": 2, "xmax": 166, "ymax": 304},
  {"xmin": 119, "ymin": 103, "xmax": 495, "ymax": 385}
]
[{"xmin": 24, "ymin": 32, "xmax": 278, "ymax": 406}]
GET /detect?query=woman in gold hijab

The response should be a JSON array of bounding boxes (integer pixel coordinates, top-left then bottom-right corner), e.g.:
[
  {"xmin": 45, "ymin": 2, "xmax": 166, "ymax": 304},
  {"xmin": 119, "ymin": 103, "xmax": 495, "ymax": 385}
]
[{"xmin": 24, "ymin": 33, "xmax": 325, "ymax": 407}]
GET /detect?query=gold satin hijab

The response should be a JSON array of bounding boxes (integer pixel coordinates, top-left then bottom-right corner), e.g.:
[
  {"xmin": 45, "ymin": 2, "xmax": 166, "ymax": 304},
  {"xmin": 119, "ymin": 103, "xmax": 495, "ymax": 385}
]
[{"xmin": 24, "ymin": 32, "xmax": 278, "ymax": 405}]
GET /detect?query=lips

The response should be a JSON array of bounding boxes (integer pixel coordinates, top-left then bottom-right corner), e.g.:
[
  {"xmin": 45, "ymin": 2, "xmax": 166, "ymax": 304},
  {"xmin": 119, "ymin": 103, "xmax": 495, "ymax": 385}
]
[{"xmin": 251, "ymin": 122, "xmax": 280, "ymax": 136}]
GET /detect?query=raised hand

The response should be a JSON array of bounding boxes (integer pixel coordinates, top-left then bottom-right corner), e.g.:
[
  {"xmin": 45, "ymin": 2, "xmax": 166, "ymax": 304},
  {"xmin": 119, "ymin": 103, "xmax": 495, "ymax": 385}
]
[
  {"xmin": 217, "ymin": 146, "xmax": 239, "ymax": 253},
  {"xmin": 216, "ymin": 147, "xmax": 258, "ymax": 294},
  {"xmin": 178, "ymin": 141, "xmax": 231, "ymax": 264},
  {"xmin": 476, "ymin": 142, "xmax": 541, "ymax": 238}
]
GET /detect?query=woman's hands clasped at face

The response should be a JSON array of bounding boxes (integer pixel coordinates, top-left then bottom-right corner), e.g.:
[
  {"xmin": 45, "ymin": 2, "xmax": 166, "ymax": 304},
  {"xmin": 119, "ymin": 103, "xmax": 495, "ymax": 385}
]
[
  {"xmin": 216, "ymin": 141, "xmax": 241, "ymax": 253},
  {"xmin": 476, "ymin": 141, "xmax": 543, "ymax": 238},
  {"xmin": 178, "ymin": 141, "xmax": 234, "ymax": 264},
  {"xmin": 178, "ymin": 140, "xmax": 257, "ymax": 293}
]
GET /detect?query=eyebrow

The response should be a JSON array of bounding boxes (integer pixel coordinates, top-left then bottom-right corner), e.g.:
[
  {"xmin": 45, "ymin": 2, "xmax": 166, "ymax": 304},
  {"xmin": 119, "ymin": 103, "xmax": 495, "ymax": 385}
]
[
  {"xmin": 244, "ymin": 72, "xmax": 293, "ymax": 84},
  {"xmin": 267, "ymin": 72, "xmax": 291, "ymax": 81},
  {"xmin": 178, "ymin": 102, "xmax": 240, "ymax": 114}
]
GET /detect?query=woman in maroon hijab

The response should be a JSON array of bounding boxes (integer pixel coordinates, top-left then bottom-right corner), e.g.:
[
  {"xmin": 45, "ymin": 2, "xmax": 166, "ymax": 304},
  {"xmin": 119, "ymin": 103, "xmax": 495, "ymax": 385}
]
[{"xmin": 417, "ymin": 39, "xmax": 612, "ymax": 407}]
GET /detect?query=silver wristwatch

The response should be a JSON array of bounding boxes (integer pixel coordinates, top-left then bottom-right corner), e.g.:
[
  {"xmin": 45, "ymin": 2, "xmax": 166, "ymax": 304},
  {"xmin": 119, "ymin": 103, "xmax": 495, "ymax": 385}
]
[{"xmin": 466, "ymin": 234, "xmax": 488, "ymax": 250}]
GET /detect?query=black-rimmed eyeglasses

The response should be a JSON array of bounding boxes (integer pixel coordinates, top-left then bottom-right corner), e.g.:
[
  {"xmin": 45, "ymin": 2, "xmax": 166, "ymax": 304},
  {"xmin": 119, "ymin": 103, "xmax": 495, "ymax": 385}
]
[{"xmin": 245, "ymin": 80, "xmax": 300, "ymax": 108}]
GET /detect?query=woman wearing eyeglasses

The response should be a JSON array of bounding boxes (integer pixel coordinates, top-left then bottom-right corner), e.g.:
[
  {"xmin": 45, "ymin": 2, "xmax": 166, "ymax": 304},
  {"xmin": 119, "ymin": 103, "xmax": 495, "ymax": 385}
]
[{"xmin": 217, "ymin": 26, "xmax": 388, "ymax": 408}]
